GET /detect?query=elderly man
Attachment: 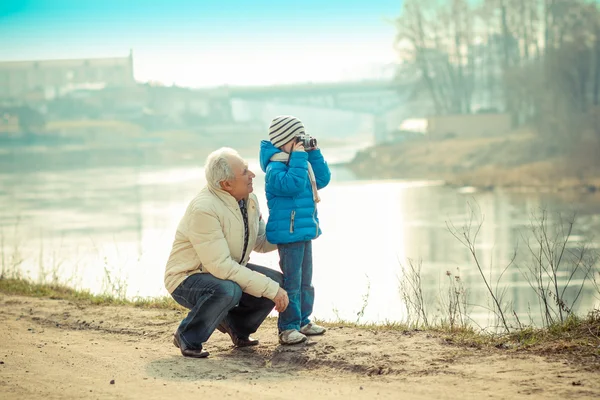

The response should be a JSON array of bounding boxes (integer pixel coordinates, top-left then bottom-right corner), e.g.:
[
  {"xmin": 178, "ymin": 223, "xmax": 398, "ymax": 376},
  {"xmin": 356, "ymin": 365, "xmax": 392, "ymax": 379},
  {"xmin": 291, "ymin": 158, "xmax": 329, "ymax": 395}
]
[{"xmin": 164, "ymin": 147, "xmax": 289, "ymax": 358}]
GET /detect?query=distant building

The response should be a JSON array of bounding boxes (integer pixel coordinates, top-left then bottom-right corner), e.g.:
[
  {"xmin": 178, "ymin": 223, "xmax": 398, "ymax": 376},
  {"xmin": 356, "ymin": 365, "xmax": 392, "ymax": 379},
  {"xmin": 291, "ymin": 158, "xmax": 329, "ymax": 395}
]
[
  {"xmin": 427, "ymin": 113, "xmax": 512, "ymax": 139},
  {"xmin": 0, "ymin": 50, "xmax": 135, "ymax": 99}
]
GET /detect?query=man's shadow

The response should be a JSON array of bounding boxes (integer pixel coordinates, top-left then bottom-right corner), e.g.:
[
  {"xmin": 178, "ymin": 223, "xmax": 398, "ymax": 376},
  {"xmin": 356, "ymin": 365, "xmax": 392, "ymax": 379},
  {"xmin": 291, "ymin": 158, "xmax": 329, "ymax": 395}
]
[{"xmin": 145, "ymin": 342, "xmax": 318, "ymax": 382}]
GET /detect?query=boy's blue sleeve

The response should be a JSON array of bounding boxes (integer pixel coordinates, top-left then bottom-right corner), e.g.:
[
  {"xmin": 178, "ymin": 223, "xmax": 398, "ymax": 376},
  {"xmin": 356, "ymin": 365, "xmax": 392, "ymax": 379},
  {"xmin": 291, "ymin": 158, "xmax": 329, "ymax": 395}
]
[
  {"xmin": 307, "ymin": 149, "xmax": 331, "ymax": 190},
  {"xmin": 265, "ymin": 151, "xmax": 309, "ymax": 197}
]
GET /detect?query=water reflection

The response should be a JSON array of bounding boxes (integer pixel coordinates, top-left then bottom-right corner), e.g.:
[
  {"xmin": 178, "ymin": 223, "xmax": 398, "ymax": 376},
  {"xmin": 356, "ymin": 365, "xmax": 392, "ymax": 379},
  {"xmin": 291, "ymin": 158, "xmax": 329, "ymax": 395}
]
[{"xmin": 1, "ymin": 150, "xmax": 599, "ymax": 329}]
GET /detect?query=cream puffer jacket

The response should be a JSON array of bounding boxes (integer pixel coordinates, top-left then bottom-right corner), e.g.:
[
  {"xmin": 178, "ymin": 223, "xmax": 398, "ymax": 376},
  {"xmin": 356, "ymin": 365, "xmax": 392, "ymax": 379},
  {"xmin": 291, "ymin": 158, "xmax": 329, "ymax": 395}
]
[{"xmin": 164, "ymin": 185, "xmax": 279, "ymax": 299}]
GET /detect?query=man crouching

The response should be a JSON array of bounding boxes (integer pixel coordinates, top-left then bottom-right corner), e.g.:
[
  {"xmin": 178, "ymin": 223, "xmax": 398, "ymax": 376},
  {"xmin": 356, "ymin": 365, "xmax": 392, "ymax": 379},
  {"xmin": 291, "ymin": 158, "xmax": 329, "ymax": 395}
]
[{"xmin": 164, "ymin": 147, "xmax": 289, "ymax": 358}]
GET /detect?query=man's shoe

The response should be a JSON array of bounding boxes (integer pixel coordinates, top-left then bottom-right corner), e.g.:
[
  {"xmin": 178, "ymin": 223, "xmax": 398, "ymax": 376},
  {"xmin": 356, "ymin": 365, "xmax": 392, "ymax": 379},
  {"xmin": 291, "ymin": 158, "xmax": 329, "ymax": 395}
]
[
  {"xmin": 173, "ymin": 332, "xmax": 209, "ymax": 358},
  {"xmin": 278, "ymin": 329, "xmax": 307, "ymax": 345},
  {"xmin": 217, "ymin": 322, "xmax": 259, "ymax": 347},
  {"xmin": 300, "ymin": 322, "xmax": 326, "ymax": 336}
]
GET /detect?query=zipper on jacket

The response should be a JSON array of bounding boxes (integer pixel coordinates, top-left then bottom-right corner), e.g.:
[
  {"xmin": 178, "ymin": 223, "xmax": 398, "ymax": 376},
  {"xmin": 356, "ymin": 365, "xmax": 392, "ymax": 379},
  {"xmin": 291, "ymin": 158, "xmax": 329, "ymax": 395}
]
[
  {"xmin": 239, "ymin": 201, "xmax": 248, "ymax": 264},
  {"xmin": 289, "ymin": 210, "xmax": 296, "ymax": 233},
  {"xmin": 313, "ymin": 207, "xmax": 318, "ymax": 237}
]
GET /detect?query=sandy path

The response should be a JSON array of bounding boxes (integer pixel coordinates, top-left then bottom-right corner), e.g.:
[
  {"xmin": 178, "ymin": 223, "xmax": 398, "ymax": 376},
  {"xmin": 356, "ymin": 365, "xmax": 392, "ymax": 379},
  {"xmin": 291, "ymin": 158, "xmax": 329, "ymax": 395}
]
[{"xmin": 0, "ymin": 293, "xmax": 598, "ymax": 399}]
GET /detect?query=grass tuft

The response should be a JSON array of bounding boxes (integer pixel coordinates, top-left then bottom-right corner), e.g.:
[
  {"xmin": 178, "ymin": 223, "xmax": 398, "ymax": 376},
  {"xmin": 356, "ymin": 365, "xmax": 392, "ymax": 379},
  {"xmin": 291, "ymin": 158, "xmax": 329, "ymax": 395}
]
[{"xmin": 0, "ymin": 277, "xmax": 185, "ymax": 311}]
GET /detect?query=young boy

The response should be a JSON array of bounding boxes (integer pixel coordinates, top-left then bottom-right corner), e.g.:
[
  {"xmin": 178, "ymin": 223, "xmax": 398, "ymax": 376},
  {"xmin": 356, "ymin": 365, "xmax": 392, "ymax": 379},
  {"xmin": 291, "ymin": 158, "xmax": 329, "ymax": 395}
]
[{"xmin": 259, "ymin": 115, "xmax": 331, "ymax": 345}]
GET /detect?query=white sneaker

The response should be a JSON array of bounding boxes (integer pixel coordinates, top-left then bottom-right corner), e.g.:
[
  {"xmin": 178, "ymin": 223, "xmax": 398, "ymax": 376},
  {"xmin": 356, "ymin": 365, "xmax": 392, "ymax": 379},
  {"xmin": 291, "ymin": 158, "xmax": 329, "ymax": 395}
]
[
  {"xmin": 300, "ymin": 322, "xmax": 326, "ymax": 336},
  {"xmin": 278, "ymin": 329, "xmax": 307, "ymax": 345}
]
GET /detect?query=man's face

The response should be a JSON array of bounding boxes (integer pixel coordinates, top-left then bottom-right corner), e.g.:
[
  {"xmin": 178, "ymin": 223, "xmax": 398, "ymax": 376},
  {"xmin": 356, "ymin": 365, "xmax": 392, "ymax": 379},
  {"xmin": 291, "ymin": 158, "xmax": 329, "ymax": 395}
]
[{"xmin": 221, "ymin": 156, "xmax": 255, "ymax": 201}]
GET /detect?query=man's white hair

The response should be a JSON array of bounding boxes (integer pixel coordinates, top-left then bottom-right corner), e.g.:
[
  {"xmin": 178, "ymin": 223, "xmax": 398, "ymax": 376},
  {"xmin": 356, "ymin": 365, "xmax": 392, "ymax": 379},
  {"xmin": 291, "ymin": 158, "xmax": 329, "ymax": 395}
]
[{"xmin": 204, "ymin": 147, "xmax": 241, "ymax": 188}]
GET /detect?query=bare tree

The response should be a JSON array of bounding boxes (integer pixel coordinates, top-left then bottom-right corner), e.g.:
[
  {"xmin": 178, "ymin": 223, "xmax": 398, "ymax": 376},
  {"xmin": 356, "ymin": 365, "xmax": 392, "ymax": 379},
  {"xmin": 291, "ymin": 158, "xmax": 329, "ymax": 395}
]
[
  {"xmin": 395, "ymin": 0, "xmax": 600, "ymax": 141},
  {"xmin": 395, "ymin": 0, "xmax": 476, "ymax": 115}
]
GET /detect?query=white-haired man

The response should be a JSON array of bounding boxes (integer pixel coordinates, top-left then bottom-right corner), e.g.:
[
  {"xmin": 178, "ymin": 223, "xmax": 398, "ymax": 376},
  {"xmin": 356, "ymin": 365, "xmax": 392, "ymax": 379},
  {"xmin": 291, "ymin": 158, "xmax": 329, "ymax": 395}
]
[{"xmin": 164, "ymin": 147, "xmax": 289, "ymax": 358}]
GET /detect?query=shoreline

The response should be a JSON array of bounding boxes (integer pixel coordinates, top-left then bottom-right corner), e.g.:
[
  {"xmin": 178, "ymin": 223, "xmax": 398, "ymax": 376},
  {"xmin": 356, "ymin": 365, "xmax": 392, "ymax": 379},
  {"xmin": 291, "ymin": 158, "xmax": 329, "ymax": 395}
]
[
  {"xmin": 344, "ymin": 134, "xmax": 600, "ymax": 196},
  {"xmin": 335, "ymin": 160, "xmax": 600, "ymax": 197},
  {"xmin": 1, "ymin": 282, "xmax": 599, "ymax": 399}
]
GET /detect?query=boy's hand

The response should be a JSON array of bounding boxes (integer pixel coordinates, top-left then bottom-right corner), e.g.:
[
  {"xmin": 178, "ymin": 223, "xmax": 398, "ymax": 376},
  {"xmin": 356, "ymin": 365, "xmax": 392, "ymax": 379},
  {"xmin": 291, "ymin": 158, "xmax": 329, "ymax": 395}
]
[
  {"xmin": 273, "ymin": 287, "xmax": 289, "ymax": 312},
  {"xmin": 292, "ymin": 142, "xmax": 305, "ymax": 152}
]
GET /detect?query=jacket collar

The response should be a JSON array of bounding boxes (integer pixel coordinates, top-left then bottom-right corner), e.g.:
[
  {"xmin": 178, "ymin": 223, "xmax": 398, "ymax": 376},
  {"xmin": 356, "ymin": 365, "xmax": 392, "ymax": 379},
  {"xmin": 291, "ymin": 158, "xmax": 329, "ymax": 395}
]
[{"xmin": 207, "ymin": 184, "xmax": 249, "ymax": 209}]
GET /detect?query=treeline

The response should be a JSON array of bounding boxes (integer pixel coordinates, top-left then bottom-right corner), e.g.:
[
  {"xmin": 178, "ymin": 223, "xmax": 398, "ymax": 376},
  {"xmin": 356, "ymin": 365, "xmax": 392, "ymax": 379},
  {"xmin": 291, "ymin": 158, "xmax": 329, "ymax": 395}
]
[{"xmin": 395, "ymin": 0, "xmax": 600, "ymax": 142}]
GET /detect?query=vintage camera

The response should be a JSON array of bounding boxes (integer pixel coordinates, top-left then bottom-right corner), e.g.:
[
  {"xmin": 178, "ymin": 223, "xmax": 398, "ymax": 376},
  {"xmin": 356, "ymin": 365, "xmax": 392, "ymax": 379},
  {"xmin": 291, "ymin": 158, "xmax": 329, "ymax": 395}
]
[{"xmin": 297, "ymin": 134, "xmax": 317, "ymax": 151}]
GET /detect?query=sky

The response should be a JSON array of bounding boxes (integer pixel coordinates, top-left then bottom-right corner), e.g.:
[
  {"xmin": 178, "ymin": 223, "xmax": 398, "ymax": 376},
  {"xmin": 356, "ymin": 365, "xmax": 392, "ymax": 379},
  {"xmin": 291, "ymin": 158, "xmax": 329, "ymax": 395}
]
[{"xmin": 0, "ymin": 0, "xmax": 402, "ymax": 87}]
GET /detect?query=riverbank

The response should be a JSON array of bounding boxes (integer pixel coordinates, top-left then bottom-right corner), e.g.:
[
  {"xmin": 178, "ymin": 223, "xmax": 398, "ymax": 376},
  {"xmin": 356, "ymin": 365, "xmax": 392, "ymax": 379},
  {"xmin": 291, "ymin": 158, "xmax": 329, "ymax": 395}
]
[
  {"xmin": 1, "ymin": 279, "xmax": 599, "ymax": 399},
  {"xmin": 346, "ymin": 131, "xmax": 600, "ymax": 194}
]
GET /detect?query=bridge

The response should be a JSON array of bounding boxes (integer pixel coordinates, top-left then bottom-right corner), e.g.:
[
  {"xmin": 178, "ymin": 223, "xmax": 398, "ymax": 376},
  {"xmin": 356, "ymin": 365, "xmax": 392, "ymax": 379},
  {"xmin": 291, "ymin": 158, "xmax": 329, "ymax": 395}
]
[{"xmin": 215, "ymin": 79, "xmax": 430, "ymax": 143}]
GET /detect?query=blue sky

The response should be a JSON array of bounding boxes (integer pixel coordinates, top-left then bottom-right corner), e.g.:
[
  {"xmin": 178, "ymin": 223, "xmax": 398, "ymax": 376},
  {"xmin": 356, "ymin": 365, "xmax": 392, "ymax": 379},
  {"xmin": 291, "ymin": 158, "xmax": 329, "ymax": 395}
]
[{"xmin": 0, "ymin": 0, "xmax": 402, "ymax": 87}]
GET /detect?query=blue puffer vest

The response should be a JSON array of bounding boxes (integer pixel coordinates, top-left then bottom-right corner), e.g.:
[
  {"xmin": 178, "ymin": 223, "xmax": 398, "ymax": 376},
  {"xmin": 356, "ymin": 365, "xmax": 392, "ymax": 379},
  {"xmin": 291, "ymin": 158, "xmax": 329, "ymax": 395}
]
[{"xmin": 259, "ymin": 140, "xmax": 331, "ymax": 245}]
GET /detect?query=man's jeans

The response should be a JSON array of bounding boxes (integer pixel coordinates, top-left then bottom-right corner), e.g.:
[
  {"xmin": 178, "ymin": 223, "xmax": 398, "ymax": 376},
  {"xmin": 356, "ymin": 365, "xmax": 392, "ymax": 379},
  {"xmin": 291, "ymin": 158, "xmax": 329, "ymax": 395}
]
[
  {"xmin": 277, "ymin": 241, "xmax": 314, "ymax": 332},
  {"xmin": 171, "ymin": 263, "xmax": 283, "ymax": 350}
]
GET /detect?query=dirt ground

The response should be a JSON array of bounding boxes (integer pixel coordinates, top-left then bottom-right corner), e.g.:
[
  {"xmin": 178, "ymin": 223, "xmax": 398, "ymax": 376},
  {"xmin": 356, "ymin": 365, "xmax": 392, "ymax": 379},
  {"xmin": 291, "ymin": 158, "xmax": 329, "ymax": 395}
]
[{"xmin": 0, "ymin": 293, "xmax": 599, "ymax": 400}]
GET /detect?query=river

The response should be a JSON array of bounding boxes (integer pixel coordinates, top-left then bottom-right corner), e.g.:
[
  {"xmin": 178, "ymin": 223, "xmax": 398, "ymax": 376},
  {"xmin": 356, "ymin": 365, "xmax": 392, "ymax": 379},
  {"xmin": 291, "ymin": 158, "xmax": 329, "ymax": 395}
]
[{"xmin": 1, "ymin": 143, "xmax": 599, "ymax": 329}]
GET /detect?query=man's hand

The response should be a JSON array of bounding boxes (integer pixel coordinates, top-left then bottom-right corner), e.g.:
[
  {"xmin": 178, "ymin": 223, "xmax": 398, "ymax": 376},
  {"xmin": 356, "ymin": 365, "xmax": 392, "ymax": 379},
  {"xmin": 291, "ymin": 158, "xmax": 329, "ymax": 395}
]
[{"xmin": 273, "ymin": 287, "xmax": 289, "ymax": 312}]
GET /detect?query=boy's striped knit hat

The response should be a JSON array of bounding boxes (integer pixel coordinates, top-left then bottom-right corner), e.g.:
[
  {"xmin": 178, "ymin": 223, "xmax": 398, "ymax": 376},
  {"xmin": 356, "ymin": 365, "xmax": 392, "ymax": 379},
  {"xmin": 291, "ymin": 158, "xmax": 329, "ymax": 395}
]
[{"xmin": 269, "ymin": 115, "xmax": 305, "ymax": 148}]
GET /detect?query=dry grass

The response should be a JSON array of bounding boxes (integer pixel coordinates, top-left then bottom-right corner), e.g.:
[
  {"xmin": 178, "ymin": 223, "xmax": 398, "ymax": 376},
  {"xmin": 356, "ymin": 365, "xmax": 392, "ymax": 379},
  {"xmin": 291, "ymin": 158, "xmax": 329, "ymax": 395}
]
[
  {"xmin": 0, "ymin": 277, "xmax": 185, "ymax": 311},
  {"xmin": 443, "ymin": 311, "xmax": 600, "ymax": 370}
]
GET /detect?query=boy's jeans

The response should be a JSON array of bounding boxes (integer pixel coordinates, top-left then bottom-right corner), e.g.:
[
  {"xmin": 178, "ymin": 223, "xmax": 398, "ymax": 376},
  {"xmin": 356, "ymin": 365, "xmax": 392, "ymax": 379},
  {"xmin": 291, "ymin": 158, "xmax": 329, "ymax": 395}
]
[
  {"xmin": 277, "ymin": 240, "xmax": 314, "ymax": 332},
  {"xmin": 171, "ymin": 263, "xmax": 283, "ymax": 350}
]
